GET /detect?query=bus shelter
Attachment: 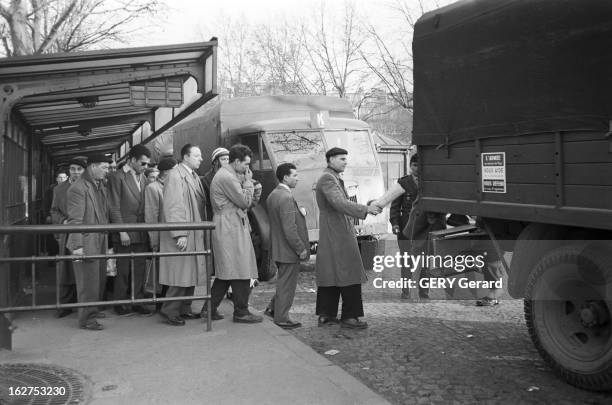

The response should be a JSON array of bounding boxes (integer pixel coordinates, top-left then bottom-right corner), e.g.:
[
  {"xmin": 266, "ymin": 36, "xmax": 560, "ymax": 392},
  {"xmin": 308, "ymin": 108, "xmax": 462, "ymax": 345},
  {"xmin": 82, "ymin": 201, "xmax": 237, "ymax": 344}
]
[{"xmin": 0, "ymin": 41, "xmax": 218, "ymax": 348}]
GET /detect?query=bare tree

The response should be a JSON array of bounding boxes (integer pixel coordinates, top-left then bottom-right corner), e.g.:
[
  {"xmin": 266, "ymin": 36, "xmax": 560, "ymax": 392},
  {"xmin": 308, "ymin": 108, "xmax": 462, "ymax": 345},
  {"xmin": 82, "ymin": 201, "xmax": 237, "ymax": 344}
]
[
  {"xmin": 361, "ymin": 0, "xmax": 452, "ymax": 111},
  {"xmin": 303, "ymin": 0, "xmax": 367, "ymax": 98},
  {"xmin": 253, "ymin": 20, "xmax": 324, "ymax": 95},
  {"xmin": 0, "ymin": 0, "xmax": 163, "ymax": 56}
]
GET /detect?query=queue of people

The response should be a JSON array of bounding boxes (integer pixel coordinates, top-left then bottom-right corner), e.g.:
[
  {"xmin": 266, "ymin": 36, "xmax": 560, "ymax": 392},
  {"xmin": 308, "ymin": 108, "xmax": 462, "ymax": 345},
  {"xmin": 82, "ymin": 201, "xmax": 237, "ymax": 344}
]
[{"xmin": 52, "ymin": 141, "xmax": 387, "ymax": 331}]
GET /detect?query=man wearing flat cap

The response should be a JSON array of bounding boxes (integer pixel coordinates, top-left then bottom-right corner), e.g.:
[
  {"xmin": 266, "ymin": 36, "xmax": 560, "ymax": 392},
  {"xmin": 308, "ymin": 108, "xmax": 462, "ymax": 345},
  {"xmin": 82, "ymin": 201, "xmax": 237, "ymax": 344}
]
[
  {"xmin": 314, "ymin": 147, "xmax": 380, "ymax": 329},
  {"xmin": 50, "ymin": 156, "xmax": 87, "ymax": 318},
  {"xmin": 66, "ymin": 153, "xmax": 120, "ymax": 330}
]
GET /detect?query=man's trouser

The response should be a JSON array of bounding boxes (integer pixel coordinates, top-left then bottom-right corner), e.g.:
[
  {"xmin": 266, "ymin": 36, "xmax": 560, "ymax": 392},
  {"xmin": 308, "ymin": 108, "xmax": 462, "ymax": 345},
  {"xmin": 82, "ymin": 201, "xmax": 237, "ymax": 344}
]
[
  {"xmin": 113, "ymin": 242, "xmax": 147, "ymax": 301},
  {"xmin": 316, "ymin": 284, "xmax": 364, "ymax": 320},
  {"xmin": 73, "ymin": 258, "xmax": 106, "ymax": 326},
  {"xmin": 210, "ymin": 279, "xmax": 251, "ymax": 317},
  {"xmin": 161, "ymin": 286, "xmax": 195, "ymax": 317},
  {"xmin": 268, "ymin": 262, "xmax": 300, "ymax": 323}
]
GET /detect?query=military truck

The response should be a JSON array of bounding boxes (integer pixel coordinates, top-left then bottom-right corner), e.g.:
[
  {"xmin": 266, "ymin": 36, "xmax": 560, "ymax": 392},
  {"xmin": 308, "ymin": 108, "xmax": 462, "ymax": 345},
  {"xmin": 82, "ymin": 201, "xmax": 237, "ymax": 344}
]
[
  {"xmin": 411, "ymin": 0, "xmax": 612, "ymax": 391},
  {"xmin": 157, "ymin": 95, "xmax": 388, "ymax": 281}
]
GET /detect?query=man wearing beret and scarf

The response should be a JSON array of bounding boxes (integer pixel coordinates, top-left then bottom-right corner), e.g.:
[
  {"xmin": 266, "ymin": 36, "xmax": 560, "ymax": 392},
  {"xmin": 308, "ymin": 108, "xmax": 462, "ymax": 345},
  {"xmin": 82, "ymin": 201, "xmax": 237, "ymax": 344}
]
[
  {"xmin": 50, "ymin": 156, "xmax": 87, "ymax": 318},
  {"xmin": 315, "ymin": 147, "xmax": 381, "ymax": 329},
  {"xmin": 66, "ymin": 154, "xmax": 120, "ymax": 330}
]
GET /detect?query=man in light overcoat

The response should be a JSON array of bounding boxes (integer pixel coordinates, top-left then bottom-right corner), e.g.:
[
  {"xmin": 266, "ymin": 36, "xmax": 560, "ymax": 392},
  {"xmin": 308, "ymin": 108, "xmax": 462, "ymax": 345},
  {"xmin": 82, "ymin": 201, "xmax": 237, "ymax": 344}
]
[
  {"xmin": 265, "ymin": 163, "xmax": 309, "ymax": 329},
  {"xmin": 206, "ymin": 144, "xmax": 262, "ymax": 323},
  {"xmin": 66, "ymin": 154, "xmax": 118, "ymax": 330},
  {"xmin": 315, "ymin": 147, "xmax": 380, "ymax": 329},
  {"xmin": 159, "ymin": 145, "xmax": 207, "ymax": 326},
  {"xmin": 107, "ymin": 144, "xmax": 152, "ymax": 316}
]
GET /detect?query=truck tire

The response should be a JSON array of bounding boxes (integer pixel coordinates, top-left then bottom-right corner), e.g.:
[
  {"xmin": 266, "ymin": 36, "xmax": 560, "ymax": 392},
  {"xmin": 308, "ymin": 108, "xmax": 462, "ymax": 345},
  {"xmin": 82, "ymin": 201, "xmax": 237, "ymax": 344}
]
[{"xmin": 524, "ymin": 244, "xmax": 612, "ymax": 391}]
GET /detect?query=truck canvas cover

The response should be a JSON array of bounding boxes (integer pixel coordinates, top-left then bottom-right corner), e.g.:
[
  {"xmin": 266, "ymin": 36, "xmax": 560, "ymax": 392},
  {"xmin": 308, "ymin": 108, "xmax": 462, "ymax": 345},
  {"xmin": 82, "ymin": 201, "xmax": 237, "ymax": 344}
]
[{"xmin": 412, "ymin": 0, "xmax": 612, "ymax": 146}]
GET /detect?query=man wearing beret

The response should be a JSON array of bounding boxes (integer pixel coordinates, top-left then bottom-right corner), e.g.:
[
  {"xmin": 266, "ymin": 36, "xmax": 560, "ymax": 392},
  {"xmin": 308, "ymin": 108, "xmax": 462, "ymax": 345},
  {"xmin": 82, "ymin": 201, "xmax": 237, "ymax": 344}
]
[
  {"xmin": 107, "ymin": 144, "xmax": 152, "ymax": 316},
  {"xmin": 50, "ymin": 156, "xmax": 87, "ymax": 318},
  {"xmin": 66, "ymin": 154, "xmax": 119, "ymax": 330},
  {"xmin": 315, "ymin": 147, "xmax": 381, "ymax": 329}
]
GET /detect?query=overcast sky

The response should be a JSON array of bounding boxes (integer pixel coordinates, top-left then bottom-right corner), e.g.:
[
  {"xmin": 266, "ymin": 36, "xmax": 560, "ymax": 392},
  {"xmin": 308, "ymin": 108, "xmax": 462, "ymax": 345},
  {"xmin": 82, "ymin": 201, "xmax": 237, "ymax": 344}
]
[{"xmin": 133, "ymin": 0, "xmax": 455, "ymax": 47}]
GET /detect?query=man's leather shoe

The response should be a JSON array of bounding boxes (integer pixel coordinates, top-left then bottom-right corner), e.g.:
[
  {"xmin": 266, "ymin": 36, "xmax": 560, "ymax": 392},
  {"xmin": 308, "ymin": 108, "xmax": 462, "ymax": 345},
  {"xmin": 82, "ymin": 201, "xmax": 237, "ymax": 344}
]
[
  {"xmin": 114, "ymin": 305, "xmax": 134, "ymax": 316},
  {"xmin": 264, "ymin": 307, "xmax": 274, "ymax": 318},
  {"xmin": 95, "ymin": 311, "xmax": 106, "ymax": 319},
  {"xmin": 165, "ymin": 316, "xmax": 185, "ymax": 326},
  {"xmin": 133, "ymin": 305, "xmax": 153, "ymax": 316},
  {"xmin": 180, "ymin": 312, "xmax": 201, "ymax": 320},
  {"xmin": 318, "ymin": 316, "xmax": 340, "ymax": 326},
  {"xmin": 54, "ymin": 309, "xmax": 73, "ymax": 318},
  {"xmin": 200, "ymin": 310, "xmax": 224, "ymax": 321},
  {"xmin": 340, "ymin": 318, "xmax": 368, "ymax": 329},
  {"xmin": 275, "ymin": 320, "xmax": 302, "ymax": 329},
  {"xmin": 79, "ymin": 320, "xmax": 104, "ymax": 331},
  {"xmin": 233, "ymin": 313, "xmax": 263, "ymax": 324}
]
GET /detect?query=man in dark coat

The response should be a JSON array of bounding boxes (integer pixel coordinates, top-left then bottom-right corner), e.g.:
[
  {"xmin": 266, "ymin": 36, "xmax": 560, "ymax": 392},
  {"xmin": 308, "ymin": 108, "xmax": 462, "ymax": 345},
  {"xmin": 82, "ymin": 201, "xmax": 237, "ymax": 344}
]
[
  {"xmin": 107, "ymin": 144, "xmax": 152, "ymax": 316},
  {"xmin": 390, "ymin": 154, "xmax": 420, "ymax": 299},
  {"xmin": 264, "ymin": 163, "xmax": 309, "ymax": 329},
  {"xmin": 315, "ymin": 147, "xmax": 380, "ymax": 329},
  {"xmin": 66, "ymin": 154, "xmax": 119, "ymax": 330},
  {"xmin": 50, "ymin": 157, "xmax": 87, "ymax": 318}
]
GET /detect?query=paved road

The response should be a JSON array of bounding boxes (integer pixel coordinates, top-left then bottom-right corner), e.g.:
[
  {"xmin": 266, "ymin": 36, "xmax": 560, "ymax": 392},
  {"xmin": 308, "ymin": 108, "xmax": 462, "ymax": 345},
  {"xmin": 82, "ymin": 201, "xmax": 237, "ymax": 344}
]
[{"xmin": 249, "ymin": 239, "xmax": 611, "ymax": 405}]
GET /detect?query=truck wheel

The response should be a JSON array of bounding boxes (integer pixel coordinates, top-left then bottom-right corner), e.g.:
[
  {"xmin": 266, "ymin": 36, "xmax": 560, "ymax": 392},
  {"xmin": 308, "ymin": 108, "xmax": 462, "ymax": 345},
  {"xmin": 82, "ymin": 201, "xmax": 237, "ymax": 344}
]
[{"xmin": 524, "ymin": 245, "xmax": 612, "ymax": 391}]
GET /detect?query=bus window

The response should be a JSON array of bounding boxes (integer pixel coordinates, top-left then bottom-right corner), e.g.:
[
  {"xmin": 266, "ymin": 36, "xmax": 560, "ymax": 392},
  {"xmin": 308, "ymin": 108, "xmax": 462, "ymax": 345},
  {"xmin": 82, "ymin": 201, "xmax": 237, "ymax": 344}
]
[
  {"xmin": 323, "ymin": 130, "xmax": 377, "ymax": 168},
  {"xmin": 265, "ymin": 131, "xmax": 326, "ymax": 170},
  {"xmin": 239, "ymin": 133, "xmax": 272, "ymax": 170}
]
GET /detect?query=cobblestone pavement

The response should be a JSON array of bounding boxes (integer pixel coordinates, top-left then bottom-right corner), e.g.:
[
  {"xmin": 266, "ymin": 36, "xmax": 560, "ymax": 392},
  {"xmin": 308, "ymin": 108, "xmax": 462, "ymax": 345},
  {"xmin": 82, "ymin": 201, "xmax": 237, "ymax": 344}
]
[{"xmin": 248, "ymin": 240, "xmax": 611, "ymax": 405}]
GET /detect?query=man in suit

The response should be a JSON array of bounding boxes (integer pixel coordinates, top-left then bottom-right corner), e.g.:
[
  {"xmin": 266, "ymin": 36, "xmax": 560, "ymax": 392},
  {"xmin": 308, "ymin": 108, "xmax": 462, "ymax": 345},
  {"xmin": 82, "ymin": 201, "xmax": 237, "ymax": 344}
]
[
  {"xmin": 315, "ymin": 147, "xmax": 380, "ymax": 330},
  {"xmin": 390, "ymin": 153, "xmax": 420, "ymax": 299},
  {"xmin": 159, "ymin": 145, "xmax": 207, "ymax": 326},
  {"xmin": 107, "ymin": 144, "xmax": 152, "ymax": 316},
  {"xmin": 263, "ymin": 163, "xmax": 309, "ymax": 329},
  {"xmin": 66, "ymin": 154, "xmax": 118, "ymax": 330},
  {"xmin": 50, "ymin": 156, "xmax": 87, "ymax": 318}
]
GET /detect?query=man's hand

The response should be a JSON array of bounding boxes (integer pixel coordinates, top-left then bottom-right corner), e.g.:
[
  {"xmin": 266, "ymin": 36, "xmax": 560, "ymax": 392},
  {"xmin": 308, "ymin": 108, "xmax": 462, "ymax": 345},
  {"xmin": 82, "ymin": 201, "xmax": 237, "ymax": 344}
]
[
  {"xmin": 71, "ymin": 248, "xmax": 84, "ymax": 255},
  {"xmin": 176, "ymin": 236, "xmax": 188, "ymax": 251},
  {"xmin": 119, "ymin": 232, "xmax": 131, "ymax": 247},
  {"xmin": 367, "ymin": 204, "xmax": 381, "ymax": 216},
  {"xmin": 392, "ymin": 225, "xmax": 400, "ymax": 235},
  {"xmin": 151, "ymin": 245, "xmax": 159, "ymax": 252},
  {"xmin": 244, "ymin": 167, "xmax": 253, "ymax": 182},
  {"xmin": 299, "ymin": 249, "xmax": 309, "ymax": 261}
]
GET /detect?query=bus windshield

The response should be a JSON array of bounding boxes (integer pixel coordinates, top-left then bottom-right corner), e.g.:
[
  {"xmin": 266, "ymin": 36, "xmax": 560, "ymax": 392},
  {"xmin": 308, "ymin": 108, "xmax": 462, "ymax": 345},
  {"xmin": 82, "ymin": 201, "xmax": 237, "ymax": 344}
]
[
  {"xmin": 324, "ymin": 130, "xmax": 377, "ymax": 168},
  {"xmin": 265, "ymin": 131, "xmax": 327, "ymax": 169}
]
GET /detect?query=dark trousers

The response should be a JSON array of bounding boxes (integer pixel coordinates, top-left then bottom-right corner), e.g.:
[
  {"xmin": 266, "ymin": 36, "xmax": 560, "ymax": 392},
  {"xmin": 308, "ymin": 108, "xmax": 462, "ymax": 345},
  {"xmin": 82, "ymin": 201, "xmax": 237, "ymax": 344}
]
[
  {"xmin": 210, "ymin": 279, "xmax": 251, "ymax": 317},
  {"xmin": 268, "ymin": 262, "xmax": 300, "ymax": 323},
  {"xmin": 73, "ymin": 259, "xmax": 106, "ymax": 326},
  {"xmin": 397, "ymin": 238, "xmax": 429, "ymax": 297},
  {"xmin": 113, "ymin": 242, "xmax": 147, "ymax": 301},
  {"xmin": 161, "ymin": 286, "xmax": 195, "ymax": 317},
  {"xmin": 316, "ymin": 284, "xmax": 364, "ymax": 320},
  {"xmin": 57, "ymin": 247, "xmax": 77, "ymax": 305}
]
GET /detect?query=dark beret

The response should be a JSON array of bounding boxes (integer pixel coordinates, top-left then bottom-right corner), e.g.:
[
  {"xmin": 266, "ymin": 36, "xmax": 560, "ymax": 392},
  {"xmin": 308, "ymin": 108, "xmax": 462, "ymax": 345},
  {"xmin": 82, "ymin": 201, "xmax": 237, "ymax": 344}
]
[
  {"xmin": 87, "ymin": 153, "xmax": 113, "ymax": 164},
  {"xmin": 325, "ymin": 147, "xmax": 348, "ymax": 159},
  {"xmin": 68, "ymin": 157, "xmax": 87, "ymax": 169},
  {"xmin": 157, "ymin": 157, "xmax": 177, "ymax": 172}
]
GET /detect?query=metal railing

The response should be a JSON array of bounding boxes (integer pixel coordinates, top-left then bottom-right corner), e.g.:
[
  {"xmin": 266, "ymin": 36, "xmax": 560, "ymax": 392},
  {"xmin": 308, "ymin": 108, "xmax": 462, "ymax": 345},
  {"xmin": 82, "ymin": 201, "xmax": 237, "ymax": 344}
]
[{"xmin": 0, "ymin": 222, "xmax": 214, "ymax": 349}]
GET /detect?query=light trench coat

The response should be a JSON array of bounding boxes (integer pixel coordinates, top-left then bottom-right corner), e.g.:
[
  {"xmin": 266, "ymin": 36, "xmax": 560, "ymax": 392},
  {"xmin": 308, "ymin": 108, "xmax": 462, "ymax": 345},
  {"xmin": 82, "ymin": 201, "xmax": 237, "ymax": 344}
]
[
  {"xmin": 159, "ymin": 164, "xmax": 207, "ymax": 287},
  {"xmin": 210, "ymin": 166, "xmax": 258, "ymax": 280}
]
